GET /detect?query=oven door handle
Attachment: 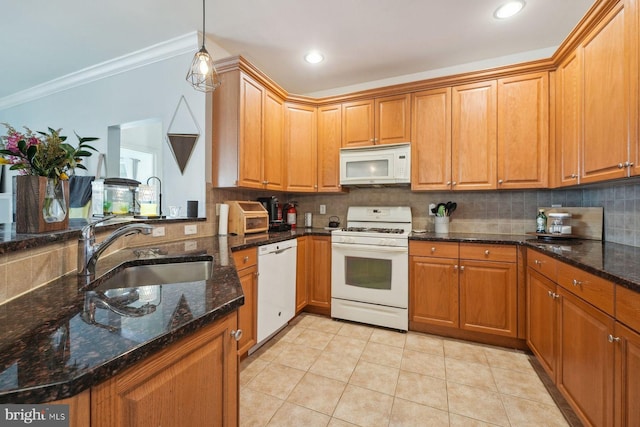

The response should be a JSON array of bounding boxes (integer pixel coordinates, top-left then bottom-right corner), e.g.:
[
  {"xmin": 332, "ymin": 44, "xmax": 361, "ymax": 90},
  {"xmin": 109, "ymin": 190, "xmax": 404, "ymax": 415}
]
[{"xmin": 331, "ymin": 242, "xmax": 408, "ymax": 253}]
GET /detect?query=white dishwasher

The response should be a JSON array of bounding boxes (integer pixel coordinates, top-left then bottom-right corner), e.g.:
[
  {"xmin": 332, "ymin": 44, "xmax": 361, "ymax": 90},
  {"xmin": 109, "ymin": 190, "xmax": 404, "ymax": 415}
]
[{"xmin": 254, "ymin": 239, "xmax": 297, "ymax": 349}]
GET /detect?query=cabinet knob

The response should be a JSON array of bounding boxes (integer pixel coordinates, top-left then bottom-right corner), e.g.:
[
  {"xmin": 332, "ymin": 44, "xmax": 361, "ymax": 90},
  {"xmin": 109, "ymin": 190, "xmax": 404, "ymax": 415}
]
[
  {"xmin": 570, "ymin": 173, "xmax": 578, "ymax": 179},
  {"xmin": 452, "ymin": 181, "xmax": 457, "ymax": 186},
  {"xmin": 608, "ymin": 334, "xmax": 621, "ymax": 343},
  {"xmin": 243, "ymin": 256, "xmax": 249, "ymax": 263},
  {"xmin": 572, "ymin": 279, "xmax": 582, "ymax": 287},
  {"xmin": 431, "ymin": 247, "xmax": 436, "ymax": 253},
  {"xmin": 230, "ymin": 329, "xmax": 243, "ymax": 341},
  {"xmin": 498, "ymin": 179, "xmax": 503, "ymax": 184},
  {"xmin": 618, "ymin": 163, "xmax": 625, "ymax": 169},
  {"xmin": 484, "ymin": 249, "xmax": 490, "ymax": 256},
  {"xmin": 460, "ymin": 265, "xmax": 465, "ymax": 271},
  {"xmin": 534, "ymin": 259, "xmax": 541, "ymax": 265},
  {"xmin": 262, "ymin": 180, "xmax": 269, "ymax": 185},
  {"xmin": 547, "ymin": 290, "xmax": 559, "ymax": 299},
  {"xmin": 446, "ymin": 181, "xmax": 451, "ymax": 186},
  {"xmin": 625, "ymin": 161, "xmax": 634, "ymax": 168},
  {"xmin": 454, "ymin": 265, "xmax": 459, "ymax": 270}
]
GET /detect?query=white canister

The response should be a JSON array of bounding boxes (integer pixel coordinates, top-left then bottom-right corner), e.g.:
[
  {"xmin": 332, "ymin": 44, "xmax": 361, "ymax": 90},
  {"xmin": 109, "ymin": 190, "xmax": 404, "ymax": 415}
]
[
  {"xmin": 434, "ymin": 216, "xmax": 450, "ymax": 234},
  {"xmin": 304, "ymin": 212, "xmax": 312, "ymax": 228}
]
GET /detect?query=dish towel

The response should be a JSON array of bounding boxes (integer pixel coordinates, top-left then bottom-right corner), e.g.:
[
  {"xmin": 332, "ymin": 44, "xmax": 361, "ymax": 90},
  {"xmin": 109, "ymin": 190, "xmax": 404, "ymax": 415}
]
[{"xmin": 69, "ymin": 176, "xmax": 95, "ymax": 208}]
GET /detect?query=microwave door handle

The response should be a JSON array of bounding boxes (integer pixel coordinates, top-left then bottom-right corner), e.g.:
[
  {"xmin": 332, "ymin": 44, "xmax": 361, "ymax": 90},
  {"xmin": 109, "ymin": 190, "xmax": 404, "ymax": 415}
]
[{"xmin": 332, "ymin": 242, "xmax": 408, "ymax": 253}]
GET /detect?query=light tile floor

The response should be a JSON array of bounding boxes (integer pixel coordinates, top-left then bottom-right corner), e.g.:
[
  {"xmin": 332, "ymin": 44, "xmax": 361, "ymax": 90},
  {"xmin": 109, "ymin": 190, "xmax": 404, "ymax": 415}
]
[{"xmin": 240, "ymin": 313, "xmax": 571, "ymax": 427}]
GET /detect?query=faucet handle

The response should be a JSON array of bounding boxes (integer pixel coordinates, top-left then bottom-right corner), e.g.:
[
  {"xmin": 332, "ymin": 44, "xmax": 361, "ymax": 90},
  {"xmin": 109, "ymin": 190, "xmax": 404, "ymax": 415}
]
[{"xmin": 81, "ymin": 215, "xmax": 117, "ymax": 239}]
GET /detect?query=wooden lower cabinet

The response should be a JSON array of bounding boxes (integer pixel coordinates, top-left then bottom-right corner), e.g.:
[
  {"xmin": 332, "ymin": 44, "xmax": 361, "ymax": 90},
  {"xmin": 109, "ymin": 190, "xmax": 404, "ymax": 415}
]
[
  {"xmin": 614, "ymin": 322, "xmax": 640, "ymax": 427},
  {"xmin": 409, "ymin": 254, "xmax": 459, "ymax": 328},
  {"xmin": 305, "ymin": 236, "xmax": 331, "ymax": 315},
  {"xmin": 51, "ymin": 390, "xmax": 90, "ymax": 427},
  {"xmin": 526, "ymin": 268, "xmax": 559, "ymax": 381},
  {"xmin": 233, "ymin": 248, "xmax": 258, "ymax": 357},
  {"xmin": 558, "ymin": 288, "xmax": 615, "ymax": 427},
  {"xmin": 296, "ymin": 236, "xmax": 309, "ymax": 313},
  {"xmin": 91, "ymin": 312, "xmax": 238, "ymax": 427}
]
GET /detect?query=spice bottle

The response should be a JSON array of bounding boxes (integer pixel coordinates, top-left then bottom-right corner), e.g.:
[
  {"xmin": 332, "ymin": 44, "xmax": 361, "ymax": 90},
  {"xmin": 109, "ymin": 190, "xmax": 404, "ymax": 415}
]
[{"xmin": 536, "ymin": 209, "xmax": 547, "ymax": 233}]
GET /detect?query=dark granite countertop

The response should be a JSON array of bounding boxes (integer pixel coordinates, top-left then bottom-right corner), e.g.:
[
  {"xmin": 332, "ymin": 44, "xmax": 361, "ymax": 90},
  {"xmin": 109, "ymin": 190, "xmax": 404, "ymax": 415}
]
[{"xmin": 0, "ymin": 236, "xmax": 243, "ymax": 404}]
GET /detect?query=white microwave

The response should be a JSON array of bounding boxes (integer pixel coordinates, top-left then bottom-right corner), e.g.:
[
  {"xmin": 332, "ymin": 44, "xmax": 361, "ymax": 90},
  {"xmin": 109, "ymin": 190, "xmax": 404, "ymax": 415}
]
[{"xmin": 339, "ymin": 143, "xmax": 411, "ymax": 186}]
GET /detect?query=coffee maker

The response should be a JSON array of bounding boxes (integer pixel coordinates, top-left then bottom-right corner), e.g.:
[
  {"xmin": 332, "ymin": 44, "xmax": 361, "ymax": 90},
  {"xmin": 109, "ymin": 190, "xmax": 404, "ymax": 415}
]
[{"xmin": 257, "ymin": 196, "xmax": 290, "ymax": 232}]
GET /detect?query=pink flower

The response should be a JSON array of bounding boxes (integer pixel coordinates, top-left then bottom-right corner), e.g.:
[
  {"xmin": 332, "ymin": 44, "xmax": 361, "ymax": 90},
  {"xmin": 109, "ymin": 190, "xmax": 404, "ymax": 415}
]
[{"xmin": 5, "ymin": 133, "xmax": 23, "ymax": 153}]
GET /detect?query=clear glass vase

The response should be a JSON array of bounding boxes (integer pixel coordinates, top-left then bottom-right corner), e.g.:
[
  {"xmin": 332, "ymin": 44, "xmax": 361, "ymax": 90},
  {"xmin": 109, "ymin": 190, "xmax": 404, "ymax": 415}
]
[{"xmin": 42, "ymin": 178, "xmax": 67, "ymax": 223}]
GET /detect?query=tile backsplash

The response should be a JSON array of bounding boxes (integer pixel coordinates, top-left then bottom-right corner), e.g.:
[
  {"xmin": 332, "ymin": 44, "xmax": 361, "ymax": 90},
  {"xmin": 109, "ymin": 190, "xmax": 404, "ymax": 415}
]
[{"xmin": 212, "ymin": 177, "xmax": 640, "ymax": 247}]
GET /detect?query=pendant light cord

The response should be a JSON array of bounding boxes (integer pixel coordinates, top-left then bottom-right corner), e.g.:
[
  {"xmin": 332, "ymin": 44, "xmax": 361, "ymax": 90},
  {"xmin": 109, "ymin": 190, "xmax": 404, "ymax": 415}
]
[{"xmin": 201, "ymin": 0, "xmax": 206, "ymax": 49}]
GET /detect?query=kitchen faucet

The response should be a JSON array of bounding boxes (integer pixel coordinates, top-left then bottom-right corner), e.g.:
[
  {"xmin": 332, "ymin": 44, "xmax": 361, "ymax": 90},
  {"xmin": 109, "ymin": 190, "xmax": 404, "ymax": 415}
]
[
  {"xmin": 77, "ymin": 216, "xmax": 153, "ymax": 278},
  {"xmin": 81, "ymin": 288, "xmax": 158, "ymax": 332}
]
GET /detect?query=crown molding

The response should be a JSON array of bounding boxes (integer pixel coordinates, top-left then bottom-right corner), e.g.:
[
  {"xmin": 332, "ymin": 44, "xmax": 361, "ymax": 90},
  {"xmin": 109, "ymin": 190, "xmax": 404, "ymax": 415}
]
[{"xmin": 0, "ymin": 32, "xmax": 199, "ymax": 111}]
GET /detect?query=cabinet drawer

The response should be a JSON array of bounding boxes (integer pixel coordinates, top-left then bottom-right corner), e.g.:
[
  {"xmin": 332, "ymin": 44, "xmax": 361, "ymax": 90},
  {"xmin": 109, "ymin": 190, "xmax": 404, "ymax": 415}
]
[
  {"xmin": 233, "ymin": 248, "xmax": 257, "ymax": 270},
  {"xmin": 557, "ymin": 262, "xmax": 614, "ymax": 315},
  {"xmin": 460, "ymin": 243, "xmax": 516, "ymax": 263},
  {"xmin": 526, "ymin": 249, "xmax": 558, "ymax": 282},
  {"xmin": 616, "ymin": 285, "xmax": 640, "ymax": 333},
  {"xmin": 409, "ymin": 241, "xmax": 459, "ymax": 258}
]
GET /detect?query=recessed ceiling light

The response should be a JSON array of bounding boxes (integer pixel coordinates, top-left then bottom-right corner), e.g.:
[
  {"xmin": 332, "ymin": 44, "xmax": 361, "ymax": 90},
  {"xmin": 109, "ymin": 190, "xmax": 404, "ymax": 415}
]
[
  {"xmin": 494, "ymin": 0, "xmax": 525, "ymax": 19},
  {"xmin": 304, "ymin": 51, "xmax": 324, "ymax": 64}
]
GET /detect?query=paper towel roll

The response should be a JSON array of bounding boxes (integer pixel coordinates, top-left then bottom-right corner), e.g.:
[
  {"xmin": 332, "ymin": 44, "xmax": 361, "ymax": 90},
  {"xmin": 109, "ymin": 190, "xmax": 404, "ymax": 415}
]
[{"xmin": 218, "ymin": 203, "xmax": 229, "ymax": 235}]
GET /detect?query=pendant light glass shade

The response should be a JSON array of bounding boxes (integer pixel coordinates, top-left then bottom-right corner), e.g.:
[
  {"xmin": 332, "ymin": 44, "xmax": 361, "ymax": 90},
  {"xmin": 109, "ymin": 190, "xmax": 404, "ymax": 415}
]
[{"xmin": 186, "ymin": 0, "xmax": 221, "ymax": 92}]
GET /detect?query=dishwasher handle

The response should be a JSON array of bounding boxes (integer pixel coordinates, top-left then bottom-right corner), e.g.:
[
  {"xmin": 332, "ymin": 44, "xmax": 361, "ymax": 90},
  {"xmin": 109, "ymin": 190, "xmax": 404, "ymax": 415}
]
[{"xmin": 273, "ymin": 247, "xmax": 293, "ymax": 255}]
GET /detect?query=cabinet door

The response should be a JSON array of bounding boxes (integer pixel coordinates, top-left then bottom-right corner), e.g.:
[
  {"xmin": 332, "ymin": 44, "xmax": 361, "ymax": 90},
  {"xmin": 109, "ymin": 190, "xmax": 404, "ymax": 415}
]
[
  {"xmin": 614, "ymin": 322, "xmax": 640, "ymax": 427},
  {"xmin": 497, "ymin": 72, "xmax": 549, "ymax": 189},
  {"xmin": 459, "ymin": 259, "xmax": 517, "ymax": 337},
  {"xmin": 556, "ymin": 50, "xmax": 582, "ymax": 186},
  {"xmin": 581, "ymin": 1, "xmax": 630, "ymax": 183},
  {"xmin": 308, "ymin": 236, "xmax": 331, "ymax": 313},
  {"xmin": 317, "ymin": 104, "xmax": 343, "ymax": 192},
  {"xmin": 375, "ymin": 94, "xmax": 411, "ymax": 145},
  {"xmin": 342, "ymin": 99, "xmax": 375, "ymax": 147},
  {"xmin": 92, "ymin": 313, "xmax": 238, "ymax": 427},
  {"xmin": 410, "ymin": 256, "xmax": 459, "ymax": 328},
  {"xmin": 238, "ymin": 74, "xmax": 265, "ymax": 188},
  {"xmin": 558, "ymin": 289, "xmax": 614, "ymax": 427},
  {"xmin": 452, "ymin": 81, "xmax": 497, "ymax": 190},
  {"xmin": 285, "ymin": 103, "xmax": 317, "ymax": 192},
  {"xmin": 296, "ymin": 236, "xmax": 309, "ymax": 313},
  {"xmin": 411, "ymin": 88, "xmax": 452, "ymax": 190},
  {"xmin": 51, "ymin": 390, "xmax": 90, "ymax": 427},
  {"xmin": 263, "ymin": 91, "xmax": 285, "ymax": 190},
  {"xmin": 237, "ymin": 264, "xmax": 257, "ymax": 356},
  {"xmin": 526, "ymin": 268, "xmax": 559, "ymax": 382}
]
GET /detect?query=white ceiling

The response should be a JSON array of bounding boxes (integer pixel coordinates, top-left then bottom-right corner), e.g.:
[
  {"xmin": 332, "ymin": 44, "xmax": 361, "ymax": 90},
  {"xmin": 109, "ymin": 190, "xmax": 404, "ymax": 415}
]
[{"xmin": 1, "ymin": 0, "xmax": 595, "ymax": 101}]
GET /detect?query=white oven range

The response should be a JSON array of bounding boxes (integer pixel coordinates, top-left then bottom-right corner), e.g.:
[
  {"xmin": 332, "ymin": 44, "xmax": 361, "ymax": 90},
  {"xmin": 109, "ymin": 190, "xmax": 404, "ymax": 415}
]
[{"xmin": 331, "ymin": 206, "xmax": 411, "ymax": 331}]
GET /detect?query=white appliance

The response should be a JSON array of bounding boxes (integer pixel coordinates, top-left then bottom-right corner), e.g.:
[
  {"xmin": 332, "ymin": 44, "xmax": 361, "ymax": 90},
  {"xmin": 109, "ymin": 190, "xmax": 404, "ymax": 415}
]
[
  {"xmin": 331, "ymin": 206, "xmax": 411, "ymax": 330},
  {"xmin": 253, "ymin": 239, "xmax": 297, "ymax": 350},
  {"xmin": 339, "ymin": 143, "xmax": 411, "ymax": 186}
]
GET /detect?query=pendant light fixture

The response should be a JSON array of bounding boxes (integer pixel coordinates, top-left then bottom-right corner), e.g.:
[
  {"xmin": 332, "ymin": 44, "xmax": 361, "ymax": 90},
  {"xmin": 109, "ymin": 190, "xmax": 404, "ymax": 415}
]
[{"xmin": 186, "ymin": 0, "xmax": 221, "ymax": 92}]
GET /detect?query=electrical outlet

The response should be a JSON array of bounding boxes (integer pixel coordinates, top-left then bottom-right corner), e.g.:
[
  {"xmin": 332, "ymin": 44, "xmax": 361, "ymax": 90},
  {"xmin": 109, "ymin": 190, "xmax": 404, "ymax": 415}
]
[
  {"xmin": 320, "ymin": 204, "xmax": 326, "ymax": 214},
  {"xmin": 152, "ymin": 226, "xmax": 165, "ymax": 237},
  {"xmin": 184, "ymin": 224, "xmax": 197, "ymax": 235},
  {"xmin": 429, "ymin": 203, "xmax": 436, "ymax": 216}
]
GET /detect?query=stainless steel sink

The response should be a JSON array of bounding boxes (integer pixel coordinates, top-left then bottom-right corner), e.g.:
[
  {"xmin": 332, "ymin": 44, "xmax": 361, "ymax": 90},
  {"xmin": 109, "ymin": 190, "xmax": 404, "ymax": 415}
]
[{"xmin": 95, "ymin": 260, "xmax": 213, "ymax": 290}]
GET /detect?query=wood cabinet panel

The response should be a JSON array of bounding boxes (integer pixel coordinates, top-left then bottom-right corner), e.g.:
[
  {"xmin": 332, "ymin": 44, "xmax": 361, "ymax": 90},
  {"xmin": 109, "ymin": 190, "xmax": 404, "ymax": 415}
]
[
  {"xmin": 410, "ymin": 256, "xmax": 459, "ymax": 328},
  {"xmin": 317, "ymin": 104, "xmax": 343, "ymax": 192},
  {"xmin": 233, "ymin": 248, "xmax": 257, "ymax": 357},
  {"xmin": 526, "ymin": 248, "xmax": 558, "ymax": 282},
  {"xmin": 409, "ymin": 241, "xmax": 459, "ymax": 259},
  {"xmin": 375, "ymin": 94, "xmax": 411, "ymax": 145},
  {"xmin": 497, "ymin": 72, "xmax": 549, "ymax": 189},
  {"xmin": 555, "ymin": 50, "xmax": 582, "ymax": 186},
  {"xmin": 452, "ymin": 81, "xmax": 497, "ymax": 190},
  {"xmin": 238, "ymin": 74, "xmax": 265, "ymax": 188},
  {"xmin": 296, "ymin": 236, "xmax": 309, "ymax": 313},
  {"xmin": 459, "ymin": 243, "xmax": 516, "ymax": 263},
  {"xmin": 51, "ymin": 390, "xmax": 90, "ymax": 427},
  {"xmin": 411, "ymin": 88, "xmax": 452, "ymax": 190},
  {"xmin": 342, "ymin": 100, "xmax": 374, "ymax": 147},
  {"xmin": 558, "ymin": 289, "xmax": 614, "ymax": 427},
  {"xmin": 614, "ymin": 322, "xmax": 640, "ymax": 427},
  {"xmin": 616, "ymin": 285, "xmax": 640, "ymax": 333},
  {"xmin": 92, "ymin": 313, "xmax": 238, "ymax": 427},
  {"xmin": 263, "ymin": 91, "xmax": 285, "ymax": 190},
  {"xmin": 526, "ymin": 268, "xmax": 559, "ymax": 382},
  {"xmin": 581, "ymin": 1, "xmax": 629, "ymax": 183},
  {"xmin": 556, "ymin": 261, "xmax": 615, "ymax": 316},
  {"xmin": 307, "ymin": 236, "xmax": 331, "ymax": 314},
  {"xmin": 285, "ymin": 103, "xmax": 317, "ymax": 192},
  {"xmin": 459, "ymin": 260, "xmax": 517, "ymax": 337}
]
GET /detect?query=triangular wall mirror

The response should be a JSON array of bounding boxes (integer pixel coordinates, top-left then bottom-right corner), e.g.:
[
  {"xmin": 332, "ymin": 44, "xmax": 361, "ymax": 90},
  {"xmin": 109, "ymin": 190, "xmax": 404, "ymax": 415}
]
[{"xmin": 166, "ymin": 96, "xmax": 201, "ymax": 174}]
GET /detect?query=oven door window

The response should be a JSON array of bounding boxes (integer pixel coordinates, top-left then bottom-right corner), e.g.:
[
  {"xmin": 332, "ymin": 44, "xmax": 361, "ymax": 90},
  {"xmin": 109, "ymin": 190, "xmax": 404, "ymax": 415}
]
[{"xmin": 344, "ymin": 256, "xmax": 392, "ymax": 290}]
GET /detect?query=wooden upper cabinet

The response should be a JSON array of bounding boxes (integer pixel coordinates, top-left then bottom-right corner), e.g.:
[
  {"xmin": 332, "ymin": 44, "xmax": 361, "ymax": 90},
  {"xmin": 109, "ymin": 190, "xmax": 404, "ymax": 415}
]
[
  {"xmin": 342, "ymin": 99, "xmax": 375, "ymax": 147},
  {"xmin": 375, "ymin": 94, "xmax": 411, "ymax": 145},
  {"xmin": 263, "ymin": 91, "xmax": 285, "ymax": 190},
  {"xmin": 555, "ymin": 50, "xmax": 582, "ymax": 186},
  {"xmin": 581, "ymin": 0, "xmax": 630, "ymax": 183},
  {"xmin": 285, "ymin": 103, "xmax": 318, "ymax": 192},
  {"xmin": 342, "ymin": 95, "xmax": 411, "ymax": 147},
  {"xmin": 452, "ymin": 81, "xmax": 497, "ymax": 191},
  {"xmin": 497, "ymin": 72, "xmax": 549, "ymax": 189},
  {"xmin": 237, "ymin": 74, "xmax": 265, "ymax": 188},
  {"xmin": 411, "ymin": 88, "xmax": 452, "ymax": 191},
  {"xmin": 317, "ymin": 104, "xmax": 343, "ymax": 192}
]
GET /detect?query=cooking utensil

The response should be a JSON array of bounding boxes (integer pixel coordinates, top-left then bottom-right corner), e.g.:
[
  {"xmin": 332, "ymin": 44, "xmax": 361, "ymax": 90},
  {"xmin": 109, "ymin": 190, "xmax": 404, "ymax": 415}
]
[
  {"xmin": 449, "ymin": 202, "xmax": 457, "ymax": 215},
  {"xmin": 437, "ymin": 204, "xmax": 446, "ymax": 217}
]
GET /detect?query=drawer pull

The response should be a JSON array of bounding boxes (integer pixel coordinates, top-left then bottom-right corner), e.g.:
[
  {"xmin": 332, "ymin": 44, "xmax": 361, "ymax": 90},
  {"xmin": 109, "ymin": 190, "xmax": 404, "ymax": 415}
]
[
  {"xmin": 454, "ymin": 265, "xmax": 458, "ymax": 270},
  {"xmin": 572, "ymin": 279, "xmax": 583, "ymax": 287},
  {"xmin": 608, "ymin": 334, "xmax": 620, "ymax": 343},
  {"xmin": 534, "ymin": 259, "xmax": 541, "ymax": 265},
  {"xmin": 484, "ymin": 249, "xmax": 490, "ymax": 256},
  {"xmin": 230, "ymin": 329, "xmax": 243, "ymax": 341},
  {"xmin": 460, "ymin": 266, "xmax": 465, "ymax": 271},
  {"xmin": 431, "ymin": 247, "xmax": 436, "ymax": 253},
  {"xmin": 547, "ymin": 291, "xmax": 559, "ymax": 299},
  {"xmin": 243, "ymin": 256, "xmax": 249, "ymax": 263}
]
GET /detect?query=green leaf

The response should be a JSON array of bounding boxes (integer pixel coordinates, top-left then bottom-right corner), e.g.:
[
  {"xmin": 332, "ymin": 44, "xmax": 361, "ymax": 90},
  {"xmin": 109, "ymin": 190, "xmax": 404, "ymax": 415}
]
[
  {"xmin": 26, "ymin": 145, "xmax": 37, "ymax": 160},
  {"xmin": 79, "ymin": 143, "xmax": 97, "ymax": 152},
  {"xmin": 76, "ymin": 164, "xmax": 88, "ymax": 171},
  {"xmin": 74, "ymin": 150, "xmax": 93, "ymax": 157},
  {"xmin": 17, "ymin": 139, "xmax": 27, "ymax": 153}
]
